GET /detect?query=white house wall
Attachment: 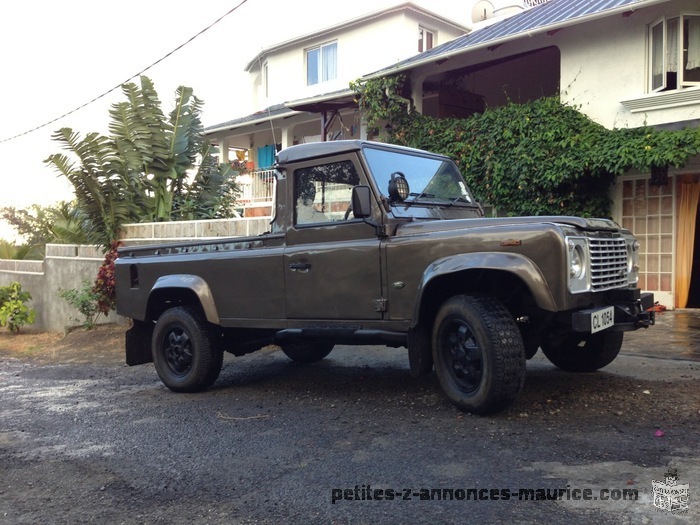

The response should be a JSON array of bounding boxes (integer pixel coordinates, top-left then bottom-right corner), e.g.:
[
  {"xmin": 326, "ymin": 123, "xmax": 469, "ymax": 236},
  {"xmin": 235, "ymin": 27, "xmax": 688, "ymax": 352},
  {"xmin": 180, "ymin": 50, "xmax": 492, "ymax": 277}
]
[
  {"xmin": 557, "ymin": 0, "xmax": 700, "ymax": 128},
  {"xmin": 250, "ymin": 12, "xmax": 466, "ymax": 111}
]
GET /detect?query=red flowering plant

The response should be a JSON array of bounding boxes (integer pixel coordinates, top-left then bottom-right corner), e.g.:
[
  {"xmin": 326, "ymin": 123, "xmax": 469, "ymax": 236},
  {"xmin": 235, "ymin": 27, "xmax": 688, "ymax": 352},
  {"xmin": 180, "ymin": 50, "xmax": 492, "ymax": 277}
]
[{"xmin": 93, "ymin": 241, "xmax": 121, "ymax": 315}]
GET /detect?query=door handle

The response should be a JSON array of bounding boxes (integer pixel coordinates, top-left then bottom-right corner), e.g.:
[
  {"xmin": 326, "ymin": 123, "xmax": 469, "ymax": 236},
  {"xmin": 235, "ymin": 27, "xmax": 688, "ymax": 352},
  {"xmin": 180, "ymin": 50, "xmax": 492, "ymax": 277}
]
[{"xmin": 289, "ymin": 262, "xmax": 311, "ymax": 272}]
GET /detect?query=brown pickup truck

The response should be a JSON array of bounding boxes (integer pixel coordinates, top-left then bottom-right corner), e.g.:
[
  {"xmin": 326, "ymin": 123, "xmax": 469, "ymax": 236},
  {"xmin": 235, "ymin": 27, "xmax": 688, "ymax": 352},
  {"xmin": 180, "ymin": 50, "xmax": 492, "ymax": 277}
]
[{"xmin": 115, "ymin": 140, "xmax": 654, "ymax": 414}]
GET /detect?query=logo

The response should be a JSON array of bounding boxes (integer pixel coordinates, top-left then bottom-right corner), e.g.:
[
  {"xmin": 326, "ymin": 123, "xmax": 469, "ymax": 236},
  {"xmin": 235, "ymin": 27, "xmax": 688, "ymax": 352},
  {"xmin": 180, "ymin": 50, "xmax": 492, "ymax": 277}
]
[{"xmin": 652, "ymin": 468, "xmax": 689, "ymax": 514}]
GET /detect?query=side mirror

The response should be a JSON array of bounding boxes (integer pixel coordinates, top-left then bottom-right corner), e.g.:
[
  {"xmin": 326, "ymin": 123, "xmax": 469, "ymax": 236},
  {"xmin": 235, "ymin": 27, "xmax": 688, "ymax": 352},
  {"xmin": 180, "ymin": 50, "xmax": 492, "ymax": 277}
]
[{"xmin": 351, "ymin": 185, "xmax": 372, "ymax": 219}]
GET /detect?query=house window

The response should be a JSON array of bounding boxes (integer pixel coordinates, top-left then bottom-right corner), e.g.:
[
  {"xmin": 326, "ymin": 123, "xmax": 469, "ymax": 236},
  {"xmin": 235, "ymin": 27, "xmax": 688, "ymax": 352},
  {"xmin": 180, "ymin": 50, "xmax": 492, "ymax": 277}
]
[
  {"xmin": 306, "ymin": 41, "xmax": 337, "ymax": 86},
  {"xmin": 649, "ymin": 14, "xmax": 700, "ymax": 92},
  {"xmin": 620, "ymin": 178, "xmax": 674, "ymax": 296},
  {"xmin": 418, "ymin": 27, "xmax": 435, "ymax": 52}
]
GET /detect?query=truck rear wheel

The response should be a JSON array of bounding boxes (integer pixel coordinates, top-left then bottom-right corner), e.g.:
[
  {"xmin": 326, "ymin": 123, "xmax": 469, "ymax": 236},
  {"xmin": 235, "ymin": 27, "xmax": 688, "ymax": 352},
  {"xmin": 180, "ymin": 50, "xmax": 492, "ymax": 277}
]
[
  {"xmin": 432, "ymin": 295, "xmax": 526, "ymax": 415},
  {"xmin": 152, "ymin": 306, "xmax": 223, "ymax": 392},
  {"xmin": 541, "ymin": 331, "xmax": 623, "ymax": 372},
  {"xmin": 281, "ymin": 343, "xmax": 334, "ymax": 363}
]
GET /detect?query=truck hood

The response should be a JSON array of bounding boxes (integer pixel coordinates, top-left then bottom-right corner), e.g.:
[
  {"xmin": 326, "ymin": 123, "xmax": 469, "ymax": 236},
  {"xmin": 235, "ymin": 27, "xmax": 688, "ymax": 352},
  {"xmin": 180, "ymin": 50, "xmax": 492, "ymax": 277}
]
[{"xmin": 394, "ymin": 216, "xmax": 620, "ymax": 237}]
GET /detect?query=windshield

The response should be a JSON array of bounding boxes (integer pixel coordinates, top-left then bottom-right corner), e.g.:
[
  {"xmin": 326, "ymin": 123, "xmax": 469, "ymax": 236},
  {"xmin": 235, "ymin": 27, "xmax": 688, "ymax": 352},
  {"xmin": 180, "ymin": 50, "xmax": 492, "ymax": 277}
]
[{"xmin": 363, "ymin": 146, "xmax": 474, "ymax": 210}]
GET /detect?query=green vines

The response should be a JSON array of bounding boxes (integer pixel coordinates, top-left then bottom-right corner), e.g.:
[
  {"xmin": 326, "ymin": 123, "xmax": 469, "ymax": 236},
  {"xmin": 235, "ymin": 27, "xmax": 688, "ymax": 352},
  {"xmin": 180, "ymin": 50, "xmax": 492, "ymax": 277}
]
[{"xmin": 352, "ymin": 75, "xmax": 700, "ymax": 217}]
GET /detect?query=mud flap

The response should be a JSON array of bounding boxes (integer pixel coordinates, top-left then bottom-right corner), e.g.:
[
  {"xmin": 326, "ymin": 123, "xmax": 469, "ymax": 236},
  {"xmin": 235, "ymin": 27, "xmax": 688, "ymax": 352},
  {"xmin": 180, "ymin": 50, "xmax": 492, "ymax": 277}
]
[
  {"xmin": 126, "ymin": 320, "xmax": 154, "ymax": 366},
  {"xmin": 408, "ymin": 325, "xmax": 433, "ymax": 377}
]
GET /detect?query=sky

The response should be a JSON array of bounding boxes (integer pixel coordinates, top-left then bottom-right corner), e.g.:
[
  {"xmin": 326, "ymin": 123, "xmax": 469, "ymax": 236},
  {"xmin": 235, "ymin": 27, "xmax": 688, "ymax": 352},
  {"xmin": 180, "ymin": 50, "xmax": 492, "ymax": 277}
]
[{"xmin": 0, "ymin": 0, "xmax": 470, "ymax": 241}]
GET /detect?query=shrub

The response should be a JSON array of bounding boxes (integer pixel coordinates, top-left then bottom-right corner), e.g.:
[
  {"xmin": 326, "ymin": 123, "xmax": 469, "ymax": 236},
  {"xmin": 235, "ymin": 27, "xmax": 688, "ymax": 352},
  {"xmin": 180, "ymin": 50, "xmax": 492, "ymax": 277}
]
[
  {"xmin": 0, "ymin": 282, "xmax": 36, "ymax": 333},
  {"xmin": 93, "ymin": 241, "xmax": 121, "ymax": 315},
  {"xmin": 59, "ymin": 281, "xmax": 102, "ymax": 330},
  {"xmin": 351, "ymin": 76, "xmax": 700, "ymax": 217}
]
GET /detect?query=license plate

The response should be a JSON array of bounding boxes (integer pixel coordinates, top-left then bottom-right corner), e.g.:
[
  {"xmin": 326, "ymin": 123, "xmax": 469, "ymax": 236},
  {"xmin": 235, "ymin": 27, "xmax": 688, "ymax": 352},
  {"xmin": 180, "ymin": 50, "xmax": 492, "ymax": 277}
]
[{"xmin": 591, "ymin": 306, "xmax": 615, "ymax": 334}]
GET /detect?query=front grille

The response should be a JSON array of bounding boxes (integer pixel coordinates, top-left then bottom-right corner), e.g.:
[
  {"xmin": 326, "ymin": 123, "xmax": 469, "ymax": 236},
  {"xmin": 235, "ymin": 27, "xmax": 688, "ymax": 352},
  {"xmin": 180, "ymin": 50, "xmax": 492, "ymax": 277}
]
[{"xmin": 589, "ymin": 237, "xmax": 628, "ymax": 291}]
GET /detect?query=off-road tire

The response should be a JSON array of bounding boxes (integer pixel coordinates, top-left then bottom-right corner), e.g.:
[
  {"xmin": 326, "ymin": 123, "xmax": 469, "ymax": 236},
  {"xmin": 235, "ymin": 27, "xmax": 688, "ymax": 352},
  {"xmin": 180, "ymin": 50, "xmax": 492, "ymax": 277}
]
[
  {"xmin": 432, "ymin": 295, "xmax": 526, "ymax": 415},
  {"xmin": 152, "ymin": 306, "xmax": 223, "ymax": 392},
  {"xmin": 281, "ymin": 342, "xmax": 334, "ymax": 364},
  {"xmin": 541, "ymin": 331, "xmax": 624, "ymax": 372}
]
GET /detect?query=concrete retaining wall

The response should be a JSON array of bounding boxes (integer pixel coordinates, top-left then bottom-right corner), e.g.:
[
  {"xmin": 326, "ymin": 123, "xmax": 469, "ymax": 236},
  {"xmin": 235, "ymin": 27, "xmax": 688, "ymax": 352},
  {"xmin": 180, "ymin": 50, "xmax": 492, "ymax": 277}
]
[
  {"xmin": 0, "ymin": 217, "xmax": 271, "ymax": 333},
  {"xmin": 120, "ymin": 216, "xmax": 271, "ymax": 245},
  {"xmin": 0, "ymin": 244, "xmax": 117, "ymax": 333}
]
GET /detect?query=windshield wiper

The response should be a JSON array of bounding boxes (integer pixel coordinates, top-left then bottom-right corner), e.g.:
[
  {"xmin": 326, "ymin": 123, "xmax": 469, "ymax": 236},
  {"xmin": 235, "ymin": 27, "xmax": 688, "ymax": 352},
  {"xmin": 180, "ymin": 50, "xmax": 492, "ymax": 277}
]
[
  {"xmin": 408, "ymin": 192, "xmax": 435, "ymax": 200},
  {"xmin": 443, "ymin": 196, "xmax": 472, "ymax": 206}
]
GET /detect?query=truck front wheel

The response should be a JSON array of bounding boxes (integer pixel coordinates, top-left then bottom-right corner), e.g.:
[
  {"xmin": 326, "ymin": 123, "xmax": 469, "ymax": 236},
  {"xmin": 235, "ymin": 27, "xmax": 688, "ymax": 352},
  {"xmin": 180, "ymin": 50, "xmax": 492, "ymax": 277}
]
[
  {"xmin": 541, "ymin": 331, "xmax": 623, "ymax": 372},
  {"xmin": 152, "ymin": 306, "xmax": 223, "ymax": 392},
  {"xmin": 432, "ymin": 295, "xmax": 526, "ymax": 415},
  {"xmin": 281, "ymin": 343, "xmax": 334, "ymax": 363}
]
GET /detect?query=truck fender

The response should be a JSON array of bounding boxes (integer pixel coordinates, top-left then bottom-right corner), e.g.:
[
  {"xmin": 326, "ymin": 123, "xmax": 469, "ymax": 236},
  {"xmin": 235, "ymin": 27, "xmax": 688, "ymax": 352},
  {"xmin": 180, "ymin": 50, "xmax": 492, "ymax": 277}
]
[
  {"xmin": 412, "ymin": 252, "xmax": 557, "ymax": 324},
  {"xmin": 151, "ymin": 274, "xmax": 220, "ymax": 324}
]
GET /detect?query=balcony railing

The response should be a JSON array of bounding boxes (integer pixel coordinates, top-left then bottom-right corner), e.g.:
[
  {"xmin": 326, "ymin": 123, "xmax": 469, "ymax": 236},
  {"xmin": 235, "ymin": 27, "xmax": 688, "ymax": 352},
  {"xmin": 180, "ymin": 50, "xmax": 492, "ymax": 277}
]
[
  {"xmin": 524, "ymin": 0, "xmax": 549, "ymax": 6},
  {"xmin": 234, "ymin": 169, "xmax": 276, "ymax": 207}
]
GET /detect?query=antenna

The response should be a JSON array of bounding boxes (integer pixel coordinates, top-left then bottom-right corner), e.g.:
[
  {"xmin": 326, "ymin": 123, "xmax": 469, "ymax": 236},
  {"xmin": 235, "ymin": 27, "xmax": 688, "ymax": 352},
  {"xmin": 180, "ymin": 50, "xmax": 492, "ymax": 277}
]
[{"xmin": 471, "ymin": 0, "xmax": 494, "ymax": 22}]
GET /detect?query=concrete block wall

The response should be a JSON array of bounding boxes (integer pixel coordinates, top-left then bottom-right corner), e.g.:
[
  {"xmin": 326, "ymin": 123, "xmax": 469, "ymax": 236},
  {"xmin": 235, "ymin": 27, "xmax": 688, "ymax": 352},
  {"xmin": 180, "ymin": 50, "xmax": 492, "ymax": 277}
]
[
  {"xmin": 120, "ymin": 216, "xmax": 271, "ymax": 245},
  {"xmin": 0, "ymin": 244, "xmax": 117, "ymax": 333}
]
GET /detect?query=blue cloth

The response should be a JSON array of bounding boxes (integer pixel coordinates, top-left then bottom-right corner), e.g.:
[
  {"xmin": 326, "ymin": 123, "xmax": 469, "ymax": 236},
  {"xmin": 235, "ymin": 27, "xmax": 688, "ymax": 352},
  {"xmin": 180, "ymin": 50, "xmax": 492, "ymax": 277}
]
[{"xmin": 257, "ymin": 144, "xmax": 276, "ymax": 169}]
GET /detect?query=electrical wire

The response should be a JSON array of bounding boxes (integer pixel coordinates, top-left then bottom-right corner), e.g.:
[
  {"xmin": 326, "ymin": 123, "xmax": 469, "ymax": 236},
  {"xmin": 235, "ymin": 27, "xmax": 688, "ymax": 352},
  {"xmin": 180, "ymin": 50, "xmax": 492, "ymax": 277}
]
[{"xmin": 0, "ymin": 0, "xmax": 249, "ymax": 144}]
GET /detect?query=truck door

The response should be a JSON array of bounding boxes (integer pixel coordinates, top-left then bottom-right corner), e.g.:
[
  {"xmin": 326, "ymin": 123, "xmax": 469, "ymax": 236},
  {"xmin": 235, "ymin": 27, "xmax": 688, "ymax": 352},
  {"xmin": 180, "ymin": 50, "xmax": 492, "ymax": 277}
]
[{"xmin": 284, "ymin": 157, "xmax": 383, "ymax": 320}]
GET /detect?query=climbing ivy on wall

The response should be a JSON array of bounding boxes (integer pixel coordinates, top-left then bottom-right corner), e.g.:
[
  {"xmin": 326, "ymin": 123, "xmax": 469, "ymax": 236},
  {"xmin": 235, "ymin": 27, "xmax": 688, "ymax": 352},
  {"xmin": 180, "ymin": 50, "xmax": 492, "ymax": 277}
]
[{"xmin": 351, "ymin": 75, "xmax": 700, "ymax": 217}]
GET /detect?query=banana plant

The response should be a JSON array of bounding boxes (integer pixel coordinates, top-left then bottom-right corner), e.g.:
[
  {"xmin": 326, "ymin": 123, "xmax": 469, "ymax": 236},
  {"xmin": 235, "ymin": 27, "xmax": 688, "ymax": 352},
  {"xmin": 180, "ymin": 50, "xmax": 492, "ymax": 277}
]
[{"xmin": 45, "ymin": 76, "xmax": 237, "ymax": 248}]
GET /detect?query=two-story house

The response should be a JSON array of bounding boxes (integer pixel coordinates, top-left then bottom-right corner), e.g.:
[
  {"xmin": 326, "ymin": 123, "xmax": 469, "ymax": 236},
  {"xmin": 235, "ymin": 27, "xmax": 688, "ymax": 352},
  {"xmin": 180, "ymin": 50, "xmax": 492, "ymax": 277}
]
[
  {"xmin": 206, "ymin": 2, "xmax": 467, "ymax": 158},
  {"xmin": 204, "ymin": 2, "xmax": 468, "ymax": 214}
]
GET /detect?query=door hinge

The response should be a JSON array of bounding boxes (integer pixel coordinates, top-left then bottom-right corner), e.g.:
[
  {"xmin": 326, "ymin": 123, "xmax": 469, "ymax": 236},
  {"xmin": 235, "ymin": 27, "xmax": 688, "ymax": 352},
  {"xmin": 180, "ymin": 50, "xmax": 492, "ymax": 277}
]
[
  {"xmin": 373, "ymin": 298, "xmax": 388, "ymax": 312},
  {"xmin": 378, "ymin": 224, "xmax": 390, "ymax": 238}
]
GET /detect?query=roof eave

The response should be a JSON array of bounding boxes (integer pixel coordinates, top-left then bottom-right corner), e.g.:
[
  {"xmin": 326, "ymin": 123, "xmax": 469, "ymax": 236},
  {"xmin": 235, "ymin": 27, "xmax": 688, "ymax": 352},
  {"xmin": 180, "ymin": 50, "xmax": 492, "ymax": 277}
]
[
  {"xmin": 362, "ymin": 0, "xmax": 671, "ymax": 80},
  {"xmin": 204, "ymin": 109, "xmax": 303, "ymax": 136}
]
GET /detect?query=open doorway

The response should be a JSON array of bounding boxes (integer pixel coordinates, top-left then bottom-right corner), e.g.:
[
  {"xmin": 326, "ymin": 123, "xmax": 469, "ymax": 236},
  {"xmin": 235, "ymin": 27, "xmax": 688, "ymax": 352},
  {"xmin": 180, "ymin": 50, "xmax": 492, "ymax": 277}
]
[
  {"xmin": 676, "ymin": 176, "xmax": 700, "ymax": 308},
  {"xmin": 686, "ymin": 198, "xmax": 700, "ymax": 307}
]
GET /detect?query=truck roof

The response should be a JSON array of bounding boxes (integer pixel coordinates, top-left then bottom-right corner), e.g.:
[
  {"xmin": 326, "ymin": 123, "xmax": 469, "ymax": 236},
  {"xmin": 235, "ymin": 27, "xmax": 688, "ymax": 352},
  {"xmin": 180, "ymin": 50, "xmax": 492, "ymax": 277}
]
[{"xmin": 275, "ymin": 140, "xmax": 452, "ymax": 165}]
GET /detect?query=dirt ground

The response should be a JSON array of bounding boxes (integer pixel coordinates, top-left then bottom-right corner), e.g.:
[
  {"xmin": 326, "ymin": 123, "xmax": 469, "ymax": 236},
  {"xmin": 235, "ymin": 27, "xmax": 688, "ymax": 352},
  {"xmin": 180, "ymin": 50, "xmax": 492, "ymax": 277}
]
[{"xmin": 0, "ymin": 324, "xmax": 125, "ymax": 364}]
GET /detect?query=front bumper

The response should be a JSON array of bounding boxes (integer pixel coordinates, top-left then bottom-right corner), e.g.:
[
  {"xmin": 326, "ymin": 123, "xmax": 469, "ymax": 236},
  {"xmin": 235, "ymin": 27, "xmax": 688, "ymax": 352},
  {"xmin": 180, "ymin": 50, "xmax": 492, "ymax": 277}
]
[{"xmin": 571, "ymin": 289, "xmax": 655, "ymax": 333}]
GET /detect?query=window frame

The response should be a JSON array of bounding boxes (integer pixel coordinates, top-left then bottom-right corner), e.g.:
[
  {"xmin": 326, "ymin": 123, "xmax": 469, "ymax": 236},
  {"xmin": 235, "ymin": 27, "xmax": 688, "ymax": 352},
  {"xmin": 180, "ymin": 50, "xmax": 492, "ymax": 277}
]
[
  {"xmin": 648, "ymin": 13, "xmax": 700, "ymax": 93},
  {"xmin": 305, "ymin": 41, "xmax": 338, "ymax": 86},
  {"xmin": 649, "ymin": 17, "xmax": 667, "ymax": 93},
  {"xmin": 293, "ymin": 159, "xmax": 363, "ymax": 227},
  {"xmin": 418, "ymin": 26, "xmax": 436, "ymax": 53}
]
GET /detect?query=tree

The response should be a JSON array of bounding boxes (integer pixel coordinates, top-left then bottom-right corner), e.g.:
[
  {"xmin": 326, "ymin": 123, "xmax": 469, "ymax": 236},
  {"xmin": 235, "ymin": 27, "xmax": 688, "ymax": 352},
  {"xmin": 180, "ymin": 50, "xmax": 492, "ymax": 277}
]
[
  {"xmin": 0, "ymin": 202, "xmax": 89, "ymax": 255},
  {"xmin": 0, "ymin": 240, "xmax": 37, "ymax": 260},
  {"xmin": 45, "ymin": 76, "xmax": 237, "ymax": 249}
]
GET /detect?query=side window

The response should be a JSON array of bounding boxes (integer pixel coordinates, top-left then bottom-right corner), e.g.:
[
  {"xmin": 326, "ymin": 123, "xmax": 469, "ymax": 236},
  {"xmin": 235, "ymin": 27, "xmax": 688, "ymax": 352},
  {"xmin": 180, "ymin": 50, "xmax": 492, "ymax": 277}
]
[{"xmin": 294, "ymin": 160, "xmax": 360, "ymax": 225}]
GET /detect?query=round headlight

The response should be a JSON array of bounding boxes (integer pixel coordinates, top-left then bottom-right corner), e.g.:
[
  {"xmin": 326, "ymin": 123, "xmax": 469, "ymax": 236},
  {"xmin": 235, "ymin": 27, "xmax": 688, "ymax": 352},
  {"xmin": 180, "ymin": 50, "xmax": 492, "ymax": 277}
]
[{"xmin": 570, "ymin": 244, "xmax": 585, "ymax": 279}]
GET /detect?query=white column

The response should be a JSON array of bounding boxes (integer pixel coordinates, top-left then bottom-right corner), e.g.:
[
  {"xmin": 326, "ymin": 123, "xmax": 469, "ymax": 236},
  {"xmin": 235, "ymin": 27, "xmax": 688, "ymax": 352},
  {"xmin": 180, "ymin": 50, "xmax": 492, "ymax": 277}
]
[
  {"xmin": 280, "ymin": 124, "xmax": 295, "ymax": 149},
  {"xmin": 219, "ymin": 138, "xmax": 230, "ymax": 164},
  {"xmin": 411, "ymin": 74, "xmax": 427, "ymax": 114}
]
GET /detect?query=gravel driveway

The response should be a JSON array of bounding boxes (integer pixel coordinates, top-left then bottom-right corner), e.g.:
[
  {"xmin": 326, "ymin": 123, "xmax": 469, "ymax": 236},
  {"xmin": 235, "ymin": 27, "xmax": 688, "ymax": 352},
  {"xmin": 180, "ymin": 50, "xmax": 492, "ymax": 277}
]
[{"xmin": 1, "ymin": 326, "xmax": 698, "ymax": 524}]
